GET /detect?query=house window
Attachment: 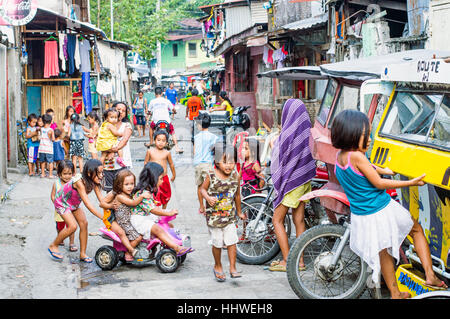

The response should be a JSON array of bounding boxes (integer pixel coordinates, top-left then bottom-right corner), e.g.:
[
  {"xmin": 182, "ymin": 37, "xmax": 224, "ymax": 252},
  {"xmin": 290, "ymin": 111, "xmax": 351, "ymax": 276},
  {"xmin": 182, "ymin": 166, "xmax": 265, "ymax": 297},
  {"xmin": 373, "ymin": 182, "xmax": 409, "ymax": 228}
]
[
  {"xmin": 172, "ymin": 44, "xmax": 178, "ymax": 57},
  {"xmin": 233, "ymin": 50, "xmax": 253, "ymax": 92},
  {"xmin": 188, "ymin": 43, "xmax": 197, "ymax": 58}
]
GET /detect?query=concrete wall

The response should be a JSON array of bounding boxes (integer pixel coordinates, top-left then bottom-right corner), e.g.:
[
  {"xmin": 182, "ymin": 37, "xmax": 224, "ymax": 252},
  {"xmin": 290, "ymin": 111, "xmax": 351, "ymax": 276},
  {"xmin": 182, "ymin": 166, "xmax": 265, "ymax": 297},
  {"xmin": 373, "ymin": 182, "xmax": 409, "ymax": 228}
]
[
  {"xmin": 426, "ymin": 0, "xmax": 450, "ymax": 50},
  {"xmin": 185, "ymin": 39, "xmax": 220, "ymax": 71},
  {"xmin": 225, "ymin": 49, "xmax": 274, "ymax": 130},
  {"xmin": 0, "ymin": 43, "xmax": 7, "ymax": 181},
  {"xmin": 161, "ymin": 40, "xmax": 186, "ymax": 74}
]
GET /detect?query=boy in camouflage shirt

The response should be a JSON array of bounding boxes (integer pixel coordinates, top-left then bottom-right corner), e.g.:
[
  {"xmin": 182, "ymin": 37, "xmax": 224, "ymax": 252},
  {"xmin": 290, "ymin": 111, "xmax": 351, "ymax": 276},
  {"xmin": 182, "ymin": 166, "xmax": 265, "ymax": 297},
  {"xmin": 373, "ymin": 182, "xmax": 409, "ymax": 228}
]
[{"xmin": 200, "ymin": 142, "xmax": 246, "ymax": 282}]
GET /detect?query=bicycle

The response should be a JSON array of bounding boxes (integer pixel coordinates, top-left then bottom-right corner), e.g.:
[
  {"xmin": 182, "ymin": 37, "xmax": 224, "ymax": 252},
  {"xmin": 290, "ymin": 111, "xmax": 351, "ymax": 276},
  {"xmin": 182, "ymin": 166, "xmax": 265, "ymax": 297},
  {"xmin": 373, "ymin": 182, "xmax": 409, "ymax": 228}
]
[
  {"xmin": 16, "ymin": 118, "xmax": 29, "ymax": 165},
  {"xmin": 236, "ymin": 175, "xmax": 328, "ymax": 265}
]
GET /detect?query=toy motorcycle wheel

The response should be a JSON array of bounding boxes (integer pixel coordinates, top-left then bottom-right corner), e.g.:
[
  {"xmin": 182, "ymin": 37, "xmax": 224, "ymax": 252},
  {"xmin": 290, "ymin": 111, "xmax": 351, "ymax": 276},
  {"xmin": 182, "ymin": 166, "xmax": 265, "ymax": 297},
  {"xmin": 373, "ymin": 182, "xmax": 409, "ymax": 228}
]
[
  {"xmin": 95, "ymin": 245, "xmax": 119, "ymax": 271},
  {"xmin": 156, "ymin": 248, "xmax": 179, "ymax": 273}
]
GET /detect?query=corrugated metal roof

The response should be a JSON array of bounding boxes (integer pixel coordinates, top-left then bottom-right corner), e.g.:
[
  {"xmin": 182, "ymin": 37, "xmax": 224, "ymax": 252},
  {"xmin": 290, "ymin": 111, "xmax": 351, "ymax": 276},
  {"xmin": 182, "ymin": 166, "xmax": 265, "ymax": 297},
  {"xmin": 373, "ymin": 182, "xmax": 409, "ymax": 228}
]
[
  {"xmin": 282, "ymin": 12, "xmax": 328, "ymax": 31},
  {"xmin": 166, "ymin": 33, "xmax": 203, "ymax": 41}
]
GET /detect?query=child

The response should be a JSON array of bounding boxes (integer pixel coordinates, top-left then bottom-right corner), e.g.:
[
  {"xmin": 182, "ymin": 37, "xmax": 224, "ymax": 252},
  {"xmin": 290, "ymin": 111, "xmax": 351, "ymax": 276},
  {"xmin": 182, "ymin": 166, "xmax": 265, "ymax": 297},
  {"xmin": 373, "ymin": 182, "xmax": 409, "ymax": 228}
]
[
  {"xmin": 46, "ymin": 108, "xmax": 58, "ymax": 130},
  {"xmin": 25, "ymin": 113, "xmax": 40, "ymax": 176},
  {"xmin": 193, "ymin": 113, "xmax": 218, "ymax": 214},
  {"xmin": 241, "ymin": 138, "xmax": 265, "ymax": 197},
  {"xmin": 68, "ymin": 113, "xmax": 86, "ymax": 174},
  {"xmin": 143, "ymin": 130, "xmax": 176, "ymax": 209},
  {"xmin": 199, "ymin": 142, "xmax": 246, "ymax": 282},
  {"xmin": 185, "ymin": 88, "xmax": 203, "ymax": 121},
  {"xmin": 331, "ymin": 109, "xmax": 448, "ymax": 299},
  {"xmin": 53, "ymin": 129, "xmax": 65, "ymax": 167},
  {"xmin": 62, "ymin": 106, "xmax": 76, "ymax": 155},
  {"xmin": 130, "ymin": 162, "xmax": 194, "ymax": 257},
  {"xmin": 48, "ymin": 159, "xmax": 108, "ymax": 262},
  {"xmin": 38, "ymin": 114, "xmax": 55, "ymax": 178},
  {"xmin": 85, "ymin": 111, "xmax": 100, "ymax": 160},
  {"xmin": 100, "ymin": 169, "xmax": 152, "ymax": 261},
  {"xmin": 50, "ymin": 160, "xmax": 76, "ymax": 251},
  {"xmin": 37, "ymin": 115, "xmax": 44, "ymax": 130},
  {"xmin": 96, "ymin": 109, "xmax": 126, "ymax": 167}
]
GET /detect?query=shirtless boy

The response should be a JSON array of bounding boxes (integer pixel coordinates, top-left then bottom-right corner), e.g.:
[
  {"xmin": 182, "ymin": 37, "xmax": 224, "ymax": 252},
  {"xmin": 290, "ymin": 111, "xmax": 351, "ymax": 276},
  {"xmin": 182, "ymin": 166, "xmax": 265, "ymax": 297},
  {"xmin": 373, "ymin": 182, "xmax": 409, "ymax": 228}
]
[{"xmin": 144, "ymin": 129, "xmax": 176, "ymax": 208}]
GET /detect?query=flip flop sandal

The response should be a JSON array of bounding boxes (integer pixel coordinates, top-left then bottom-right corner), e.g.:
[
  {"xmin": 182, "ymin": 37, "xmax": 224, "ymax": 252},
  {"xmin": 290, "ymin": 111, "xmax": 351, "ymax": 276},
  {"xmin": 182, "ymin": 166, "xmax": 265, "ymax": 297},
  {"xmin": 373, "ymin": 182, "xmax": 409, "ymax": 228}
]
[
  {"xmin": 270, "ymin": 259, "xmax": 281, "ymax": 267},
  {"xmin": 213, "ymin": 269, "xmax": 226, "ymax": 282},
  {"xmin": 176, "ymin": 247, "xmax": 194, "ymax": 257},
  {"xmin": 268, "ymin": 263, "xmax": 286, "ymax": 272},
  {"xmin": 80, "ymin": 257, "xmax": 93, "ymax": 263},
  {"xmin": 230, "ymin": 271, "xmax": 242, "ymax": 278},
  {"xmin": 424, "ymin": 281, "xmax": 448, "ymax": 290},
  {"xmin": 48, "ymin": 248, "xmax": 63, "ymax": 261},
  {"xmin": 69, "ymin": 244, "xmax": 78, "ymax": 252}
]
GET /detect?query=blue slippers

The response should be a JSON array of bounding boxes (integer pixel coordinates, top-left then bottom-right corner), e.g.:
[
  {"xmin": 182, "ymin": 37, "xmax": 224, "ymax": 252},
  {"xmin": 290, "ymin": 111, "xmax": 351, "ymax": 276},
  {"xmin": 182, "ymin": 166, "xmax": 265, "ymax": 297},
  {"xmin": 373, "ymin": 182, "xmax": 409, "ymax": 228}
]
[
  {"xmin": 79, "ymin": 256, "xmax": 93, "ymax": 263},
  {"xmin": 48, "ymin": 248, "xmax": 63, "ymax": 261}
]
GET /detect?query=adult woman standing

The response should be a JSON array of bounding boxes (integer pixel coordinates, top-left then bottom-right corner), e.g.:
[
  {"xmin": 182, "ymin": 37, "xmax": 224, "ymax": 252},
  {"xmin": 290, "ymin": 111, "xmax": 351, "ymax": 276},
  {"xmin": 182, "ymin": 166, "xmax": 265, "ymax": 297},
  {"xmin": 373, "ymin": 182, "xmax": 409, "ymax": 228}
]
[
  {"xmin": 269, "ymin": 99, "xmax": 316, "ymax": 272},
  {"xmin": 100, "ymin": 101, "xmax": 139, "ymax": 262},
  {"xmin": 132, "ymin": 91, "xmax": 148, "ymax": 137},
  {"xmin": 102, "ymin": 101, "xmax": 133, "ymax": 192}
]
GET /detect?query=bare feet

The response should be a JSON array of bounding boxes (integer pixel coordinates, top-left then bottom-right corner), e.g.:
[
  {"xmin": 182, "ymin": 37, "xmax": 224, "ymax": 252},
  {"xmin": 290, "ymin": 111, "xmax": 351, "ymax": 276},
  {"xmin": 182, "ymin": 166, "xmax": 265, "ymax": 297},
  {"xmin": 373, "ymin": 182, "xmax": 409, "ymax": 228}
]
[{"xmin": 391, "ymin": 291, "xmax": 411, "ymax": 299}]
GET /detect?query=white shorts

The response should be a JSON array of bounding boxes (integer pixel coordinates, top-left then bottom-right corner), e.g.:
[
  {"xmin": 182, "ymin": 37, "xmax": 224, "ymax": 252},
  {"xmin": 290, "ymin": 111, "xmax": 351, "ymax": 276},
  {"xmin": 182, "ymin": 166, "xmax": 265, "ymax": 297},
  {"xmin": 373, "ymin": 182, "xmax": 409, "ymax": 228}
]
[
  {"xmin": 130, "ymin": 214, "xmax": 159, "ymax": 240},
  {"xmin": 208, "ymin": 223, "xmax": 238, "ymax": 248}
]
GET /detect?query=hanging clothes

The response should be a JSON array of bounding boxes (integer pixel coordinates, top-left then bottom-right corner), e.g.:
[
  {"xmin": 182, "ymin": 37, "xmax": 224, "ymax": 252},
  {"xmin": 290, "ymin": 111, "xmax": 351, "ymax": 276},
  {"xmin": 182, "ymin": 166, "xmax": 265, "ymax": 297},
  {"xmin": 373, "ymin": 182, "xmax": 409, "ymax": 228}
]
[
  {"xmin": 74, "ymin": 36, "xmax": 81, "ymax": 71},
  {"xmin": 78, "ymin": 38, "xmax": 91, "ymax": 73},
  {"xmin": 267, "ymin": 49, "xmax": 273, "ymax": 64},
  {"xmin": 58, "ymin": 33, "xmax": 66, "ymax": 71},
  {"xmin": 67, "ymin": 34, "xmax": 76, "ymax": 75},
  {"xmin": 82, "ymin": 72, "xmax": 92, "ymax": 114},
  {"xmin": 44, "ymin": 40, "xmax": 59, "ymax": 78}
]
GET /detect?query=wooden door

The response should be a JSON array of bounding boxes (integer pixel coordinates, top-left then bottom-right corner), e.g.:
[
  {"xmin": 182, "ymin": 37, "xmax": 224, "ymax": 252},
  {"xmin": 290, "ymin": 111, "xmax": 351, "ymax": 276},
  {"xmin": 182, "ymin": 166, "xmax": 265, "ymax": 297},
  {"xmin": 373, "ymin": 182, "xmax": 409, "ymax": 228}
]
[{"xmin": 41, "ymin": 85, "xmax": 72, "ymax": 128}]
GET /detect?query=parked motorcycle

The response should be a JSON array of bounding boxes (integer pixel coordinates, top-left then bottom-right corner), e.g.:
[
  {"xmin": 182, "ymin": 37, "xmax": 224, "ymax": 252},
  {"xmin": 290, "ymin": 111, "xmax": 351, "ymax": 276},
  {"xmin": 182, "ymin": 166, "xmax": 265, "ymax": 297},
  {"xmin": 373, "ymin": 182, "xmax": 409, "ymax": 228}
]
[
  {"xmin": 235, "ymin": 168, "xmax": 329, "ymax": 265},
  {"xmin": 196, "ymin": 105, "xmax": 251, "ymax": 145},
  {"xmin": 285, "ymin": 186, "xmax": 399, "ymax": 299}
]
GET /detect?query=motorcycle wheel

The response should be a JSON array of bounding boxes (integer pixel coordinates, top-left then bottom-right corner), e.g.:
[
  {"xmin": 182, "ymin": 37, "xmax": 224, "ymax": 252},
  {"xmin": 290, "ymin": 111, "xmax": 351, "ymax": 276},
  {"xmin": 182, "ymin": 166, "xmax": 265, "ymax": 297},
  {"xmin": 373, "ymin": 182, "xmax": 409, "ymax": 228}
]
[
  {"xmin": 236, "ymin": 196, "xmax": 291, "ymax": 265},
  {"xmin": 226, "ymin": 126, "xmax": 244, "ymax": 146},
  {"xmin": 286, "ymin": 224, "xmax": 369, "ymax": 299},
  {"xmin": 95, "ymin": 245, "xmax": 119, "ymax": 271},
  {"xmin": 156, "ymin": 248, "xmax": 179, "ymax": 273}
]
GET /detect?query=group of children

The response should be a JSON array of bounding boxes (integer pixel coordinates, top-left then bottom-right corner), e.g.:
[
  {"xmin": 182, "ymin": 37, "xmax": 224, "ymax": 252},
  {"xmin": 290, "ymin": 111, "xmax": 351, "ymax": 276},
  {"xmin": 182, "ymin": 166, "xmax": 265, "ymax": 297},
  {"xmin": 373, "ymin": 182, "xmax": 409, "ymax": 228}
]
[
  {"xmin": 47, "ymin": 158, "xmax": 193, "ymax": 263},
  {"xmin": 26, "ymin": 105, "xmax": 131, "ymax": 179},
  {"xmin": 26, "ymin": 109, "xmax": 64, "ymax": 178}
]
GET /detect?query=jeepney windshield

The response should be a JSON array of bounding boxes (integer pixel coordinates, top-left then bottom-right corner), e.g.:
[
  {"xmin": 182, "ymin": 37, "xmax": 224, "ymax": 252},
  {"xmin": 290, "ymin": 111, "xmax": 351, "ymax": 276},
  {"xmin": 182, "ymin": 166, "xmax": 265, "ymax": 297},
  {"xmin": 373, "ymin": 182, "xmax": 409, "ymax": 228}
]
[
  {"xmin": 317, "ymin": 79, "xmax": 337, "ymax": 125},
  {"xmin": 317, "ymin": 79, "xmax": 360, "ymax": 127},
  {"xmin": 328, "ymin": 85, "xmax": 360, "ymax": 128},
  {"xmin": 380, "ymin": 92, "xmax": 450, "ymax": 151}
]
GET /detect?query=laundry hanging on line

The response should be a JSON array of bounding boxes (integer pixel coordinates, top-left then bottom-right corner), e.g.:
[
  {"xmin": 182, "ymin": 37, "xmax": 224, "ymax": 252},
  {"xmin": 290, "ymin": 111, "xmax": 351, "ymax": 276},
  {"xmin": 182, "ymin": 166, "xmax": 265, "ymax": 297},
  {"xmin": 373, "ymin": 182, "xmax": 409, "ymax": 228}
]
[{"xmin": 44, "ymin": 40, "xmax": 59, "ymax": 78}]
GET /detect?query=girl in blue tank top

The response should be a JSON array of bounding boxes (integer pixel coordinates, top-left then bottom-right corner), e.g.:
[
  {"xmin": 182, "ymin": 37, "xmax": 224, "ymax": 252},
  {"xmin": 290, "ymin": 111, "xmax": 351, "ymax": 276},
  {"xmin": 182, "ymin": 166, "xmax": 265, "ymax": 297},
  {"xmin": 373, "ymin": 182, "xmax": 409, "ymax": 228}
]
[{"xmin": 331, "ymin": 109, "xmax": 447, "ymax": 298}]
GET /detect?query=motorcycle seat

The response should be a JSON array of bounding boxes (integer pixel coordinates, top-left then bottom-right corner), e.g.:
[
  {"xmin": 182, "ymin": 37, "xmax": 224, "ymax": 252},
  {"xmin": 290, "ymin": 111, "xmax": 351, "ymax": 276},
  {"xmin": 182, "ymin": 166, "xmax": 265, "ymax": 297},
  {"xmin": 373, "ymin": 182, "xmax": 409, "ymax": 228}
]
[{"xmin": 200, "ymin": 110, "xmax": 230, "ymax": 124}]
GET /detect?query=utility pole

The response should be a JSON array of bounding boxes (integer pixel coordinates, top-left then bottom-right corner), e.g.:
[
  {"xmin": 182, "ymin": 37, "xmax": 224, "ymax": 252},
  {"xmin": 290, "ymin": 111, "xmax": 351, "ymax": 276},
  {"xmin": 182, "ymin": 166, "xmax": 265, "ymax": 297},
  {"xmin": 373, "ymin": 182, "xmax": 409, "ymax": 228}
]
[
  {"xmin": 156, "ymin": 0, "xmax": 161, "ymax": 80},
  {"xmin": 110, "ymin": 0, "xmax": 114, "ymax": 40},
  {"xmin": 97, "ymin": 0, "xmax": 100, "ymax": 28}
]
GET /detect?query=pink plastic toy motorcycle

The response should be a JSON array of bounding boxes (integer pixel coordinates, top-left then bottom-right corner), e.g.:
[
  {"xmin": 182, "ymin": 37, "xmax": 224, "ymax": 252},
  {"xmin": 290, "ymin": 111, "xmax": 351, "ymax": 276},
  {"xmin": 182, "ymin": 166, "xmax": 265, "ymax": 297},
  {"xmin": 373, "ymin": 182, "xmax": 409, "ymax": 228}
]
[{"xmin": 94, "ymin": 215, "xmax": 191, "ymax": 273}]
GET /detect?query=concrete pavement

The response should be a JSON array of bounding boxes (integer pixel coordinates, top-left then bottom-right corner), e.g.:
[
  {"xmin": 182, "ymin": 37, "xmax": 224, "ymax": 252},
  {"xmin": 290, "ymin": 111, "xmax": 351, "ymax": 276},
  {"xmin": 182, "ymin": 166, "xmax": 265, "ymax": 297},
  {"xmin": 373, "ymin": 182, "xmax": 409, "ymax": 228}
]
[{"xmin": 0, "ymin": 107, "xmax": 299, "ymax": 299}]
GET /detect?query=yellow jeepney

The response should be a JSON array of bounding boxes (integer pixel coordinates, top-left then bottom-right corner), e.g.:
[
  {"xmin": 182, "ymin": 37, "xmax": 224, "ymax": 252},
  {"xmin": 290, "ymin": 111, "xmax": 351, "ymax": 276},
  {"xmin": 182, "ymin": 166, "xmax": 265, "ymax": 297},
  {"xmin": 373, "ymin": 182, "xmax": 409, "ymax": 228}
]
[{"xmin": 362, "ymin": 55, "xmax": 450, "ymax": 297}]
